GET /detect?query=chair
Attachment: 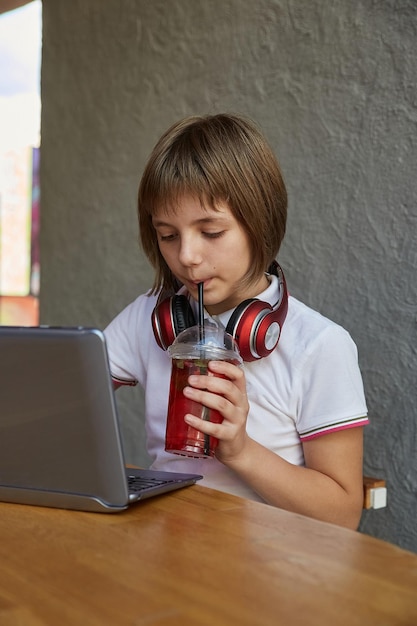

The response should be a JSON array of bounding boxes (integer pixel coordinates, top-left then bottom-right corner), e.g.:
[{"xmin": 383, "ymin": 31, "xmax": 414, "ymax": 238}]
[{"xmin": 363, "ymin": 476, "xmax": 387, "ymax": 509}]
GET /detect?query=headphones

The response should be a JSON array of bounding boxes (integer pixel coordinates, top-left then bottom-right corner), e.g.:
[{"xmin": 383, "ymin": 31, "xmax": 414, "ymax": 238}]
[{"xmin": 151, "ymin": 261, "xmax": 288, "ymax": 362}]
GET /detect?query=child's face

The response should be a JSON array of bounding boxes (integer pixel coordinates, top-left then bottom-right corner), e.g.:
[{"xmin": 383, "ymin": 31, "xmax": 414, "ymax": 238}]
[{"xmin": 152, "ymin": 194, "xmax": 269, "ymax": 315}]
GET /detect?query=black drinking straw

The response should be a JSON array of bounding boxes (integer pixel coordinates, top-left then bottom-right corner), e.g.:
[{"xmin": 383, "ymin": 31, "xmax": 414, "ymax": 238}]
[
  {"xmin": 197, "ymin": 282, "xmax": 205, "ymax": 342},
  {"xmin": 197, "ymin": 282, "xmax": 210, "ymax": 455}
]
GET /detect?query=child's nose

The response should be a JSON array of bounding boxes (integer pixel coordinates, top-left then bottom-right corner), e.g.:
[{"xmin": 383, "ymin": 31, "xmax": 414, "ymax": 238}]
[{"xmin": 178, "ymin": 237, "xmax": 202, "ymax": 266}]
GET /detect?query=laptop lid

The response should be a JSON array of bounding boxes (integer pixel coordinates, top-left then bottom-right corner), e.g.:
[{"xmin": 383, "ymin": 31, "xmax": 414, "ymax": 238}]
[{"xmin": 0, "ymin": 326, "xmax": 202, "ymax": 512}]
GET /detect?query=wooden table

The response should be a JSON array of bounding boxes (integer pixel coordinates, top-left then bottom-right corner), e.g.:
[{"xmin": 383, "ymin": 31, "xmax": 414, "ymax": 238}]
[{"xmin": 0, "ymin": 484, "xmax": 416, "ymax": 626}]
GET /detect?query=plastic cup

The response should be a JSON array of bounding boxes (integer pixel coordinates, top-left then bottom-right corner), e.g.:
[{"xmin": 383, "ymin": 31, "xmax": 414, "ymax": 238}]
[{"xmin": 165, "ymin": 321, "xmax": 242, "ymax": 458}]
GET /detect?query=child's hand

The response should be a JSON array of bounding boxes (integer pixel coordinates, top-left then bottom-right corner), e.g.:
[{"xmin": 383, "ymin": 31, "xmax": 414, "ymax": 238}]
[{"xmin": 183, "ymin": 360, "xmax": 250, "ymax": 463}]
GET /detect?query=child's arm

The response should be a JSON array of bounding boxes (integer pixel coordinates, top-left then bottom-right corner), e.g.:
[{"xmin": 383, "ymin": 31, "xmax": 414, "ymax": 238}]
[
  {"xmin": 221, "ymin": 428, "xmax": 364, "ymax": 530},
  {"xmin": 183, "ymin": 360, "xmax": 364, "ymax": 529}
]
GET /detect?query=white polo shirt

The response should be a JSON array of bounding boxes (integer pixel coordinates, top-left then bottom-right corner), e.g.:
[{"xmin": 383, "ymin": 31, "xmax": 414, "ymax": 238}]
[{"xmin": 104, "ymin": 275, "xmax": 368, "ymax": 502}]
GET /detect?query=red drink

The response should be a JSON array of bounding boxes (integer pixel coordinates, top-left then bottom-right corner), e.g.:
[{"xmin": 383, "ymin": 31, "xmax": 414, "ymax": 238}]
[
  {"xmin": 165, "ymin": 358, "xmax": 230, "ymax": 458},
  {"xmin": 165, "ymin": 323, "xmax": 243, "ymax": 458}
]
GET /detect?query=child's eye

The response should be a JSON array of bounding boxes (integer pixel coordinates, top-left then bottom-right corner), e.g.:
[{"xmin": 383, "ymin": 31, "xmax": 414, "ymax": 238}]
[
  {"xmin": 203, "ymin": 231, "xmax": 224, "ymax": 239},
  {"xmin": 159, "ymin": 233, "xmax": 177, "ymax": 242}
]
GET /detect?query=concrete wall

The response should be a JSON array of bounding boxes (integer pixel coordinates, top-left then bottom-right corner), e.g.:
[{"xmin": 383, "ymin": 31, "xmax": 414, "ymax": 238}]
[{"xmin": 40, "ymin": 0, "xmax": 417, "ymax": 552}]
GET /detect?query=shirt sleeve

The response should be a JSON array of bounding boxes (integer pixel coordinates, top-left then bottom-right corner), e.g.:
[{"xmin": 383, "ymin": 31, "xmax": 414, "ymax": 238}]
[
  {"xmin": 103, "ymin": 294, "xmax": 155, "ymax": 387},
  {"xmin": 295, "ymin": 325, "xmax": 369, "ymax": 440}
]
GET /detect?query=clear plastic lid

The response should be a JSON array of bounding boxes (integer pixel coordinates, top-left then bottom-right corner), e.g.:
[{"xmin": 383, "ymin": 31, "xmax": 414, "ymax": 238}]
[{"xmin": 168, "ymin": 320, "xmax": 242, "ymax": 364}]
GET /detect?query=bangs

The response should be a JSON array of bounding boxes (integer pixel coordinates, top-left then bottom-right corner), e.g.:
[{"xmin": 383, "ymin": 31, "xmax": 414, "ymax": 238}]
[{"xmin": 140, "ymin": 124, "xmax": 228, "ymax": 218}]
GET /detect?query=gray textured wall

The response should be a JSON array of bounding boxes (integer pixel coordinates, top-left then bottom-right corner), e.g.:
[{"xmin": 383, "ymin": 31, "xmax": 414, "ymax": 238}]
[{"xmin": 40, "ymin": 0, "xmax": 417, "ymax": 552}]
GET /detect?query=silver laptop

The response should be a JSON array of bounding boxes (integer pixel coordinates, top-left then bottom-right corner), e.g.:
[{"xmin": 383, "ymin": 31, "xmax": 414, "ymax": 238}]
[{"xmin": 0, "ymin": 325, "xmax": 202, "ymax": 512}]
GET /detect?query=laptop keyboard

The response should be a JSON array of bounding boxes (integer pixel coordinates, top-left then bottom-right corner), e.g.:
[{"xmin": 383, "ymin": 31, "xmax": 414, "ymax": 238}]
[{"xmin": 127, "ymin": 475, "xmax": 175, "ymax": 493}]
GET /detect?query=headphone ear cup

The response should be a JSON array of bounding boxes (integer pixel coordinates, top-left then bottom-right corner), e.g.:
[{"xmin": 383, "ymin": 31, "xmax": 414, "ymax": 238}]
[
  {"xmin": 226, "ymin": 299, "xmax": 266, "ymax": 361},
  {"xmin": 226, "ymin": 299, "xmax": 281, "ymax": 362},
  {"xmin": 171, "ymin": 295, "xmax": 196, "ymax": 334},
  {"xmin": 152, "ymin": 295, "xmax": 196, "ymax": 350}
]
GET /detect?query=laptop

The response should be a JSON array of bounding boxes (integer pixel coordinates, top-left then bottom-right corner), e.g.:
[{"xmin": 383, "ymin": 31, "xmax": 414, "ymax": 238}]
[{"xmin": 0, "ymin": 325, "xmax": 203, "ymax": 512}]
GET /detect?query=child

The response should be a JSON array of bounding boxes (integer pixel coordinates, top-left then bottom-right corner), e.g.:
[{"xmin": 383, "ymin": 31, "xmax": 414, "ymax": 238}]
[{"xmin": 104, "ymin": 113, "xmax": 368, "ymax": 529}]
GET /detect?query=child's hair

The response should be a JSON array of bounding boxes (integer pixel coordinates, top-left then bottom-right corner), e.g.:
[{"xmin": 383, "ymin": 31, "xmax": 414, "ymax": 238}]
[{"xmin": 138, "ymin": 113, "xmax": 287, "ymax": 294}]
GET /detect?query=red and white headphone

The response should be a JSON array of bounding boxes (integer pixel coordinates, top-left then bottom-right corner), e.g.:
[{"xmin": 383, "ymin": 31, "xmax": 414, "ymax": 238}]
[{"xmin": 151, "ymin": 261, "xmax": 288, "ymax": 362}]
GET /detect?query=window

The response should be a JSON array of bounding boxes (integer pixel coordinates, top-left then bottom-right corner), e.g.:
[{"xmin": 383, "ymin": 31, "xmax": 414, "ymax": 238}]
[{"xmin": 0, "ymin": 0, "xmax": 41, "ymax": 325}]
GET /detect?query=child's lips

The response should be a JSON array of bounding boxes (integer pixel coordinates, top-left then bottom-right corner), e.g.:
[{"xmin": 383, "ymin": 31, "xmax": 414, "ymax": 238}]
[
  {"xmin": 186, "ymin": 278, "xmax": 211, "ymax": 294},
  {"xmin": 190, "ymin": 278, "xmax": 209, "ymax": 287}
]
